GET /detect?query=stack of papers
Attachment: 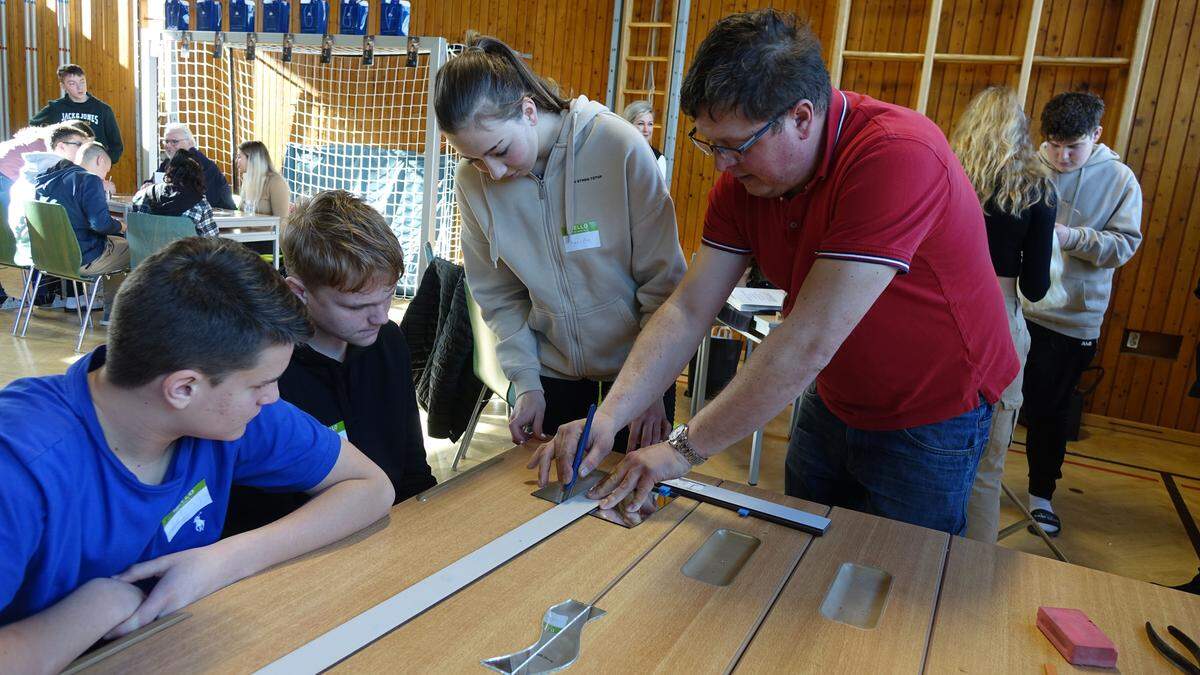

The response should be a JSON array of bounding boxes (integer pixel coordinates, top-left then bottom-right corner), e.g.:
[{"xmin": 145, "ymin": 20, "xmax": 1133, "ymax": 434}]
[{"xmin": 727, "ymin": 287, "xmax": 786, "ymax": 313}]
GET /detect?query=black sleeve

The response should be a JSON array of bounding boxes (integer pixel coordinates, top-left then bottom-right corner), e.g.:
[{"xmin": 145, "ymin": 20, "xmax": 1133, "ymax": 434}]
[
  {"xmin": 29, "ymin": 102, "xmax": 56, "ymax": 127},
  {"xmin": 102, "ymin": 106, "xmax": 124, "ymax": 164},
  {"xmin": 206, "ymin": 162, "xmax": 237, "ymax": 210},
  {"xmin": 1019, "ymin": 196, "xmax": 1055, "ymax": 302}
]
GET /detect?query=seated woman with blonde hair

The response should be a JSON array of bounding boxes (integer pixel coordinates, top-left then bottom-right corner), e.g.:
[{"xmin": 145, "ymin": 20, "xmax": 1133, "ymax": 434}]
[{"xmin": 236, "ymin": 140, "xmax": 290, "ymax": 219}]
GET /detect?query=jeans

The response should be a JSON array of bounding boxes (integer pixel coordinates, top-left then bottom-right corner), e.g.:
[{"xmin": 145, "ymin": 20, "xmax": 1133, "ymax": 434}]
[
  {"xmin": 0, "ymin": 174, "xmax": 10, "ymax": 298},
  {"xmin": 786, "ymin": 384, "xmax": 992, "ymax": 535}
]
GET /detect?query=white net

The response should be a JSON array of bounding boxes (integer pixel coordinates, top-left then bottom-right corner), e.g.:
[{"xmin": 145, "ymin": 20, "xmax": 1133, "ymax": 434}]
[{"xmin": 154, "ymin": 36, "xmax": 462, "ymax": 294}]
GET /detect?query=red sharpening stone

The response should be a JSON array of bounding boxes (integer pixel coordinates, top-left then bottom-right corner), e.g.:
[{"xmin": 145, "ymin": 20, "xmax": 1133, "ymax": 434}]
[{"xmin": 1036, "ymin": 606, "xmax": 1118, "ymax": 668}]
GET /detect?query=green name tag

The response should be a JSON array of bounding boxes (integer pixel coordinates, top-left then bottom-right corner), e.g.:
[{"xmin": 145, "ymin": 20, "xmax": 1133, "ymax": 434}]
[
  {"xmin": 330, "ymin": 420, "xmax": 347, "ymax": 439},
  {"xmin": 561, "ymin": 220, "xmax": 601, "ymax": 252}
]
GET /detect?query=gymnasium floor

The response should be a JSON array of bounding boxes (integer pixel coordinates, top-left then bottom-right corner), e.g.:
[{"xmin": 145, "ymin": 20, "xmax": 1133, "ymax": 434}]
[{"xmin": 3, "ymin": 266, "xmax": 1197, "ymax": 589}]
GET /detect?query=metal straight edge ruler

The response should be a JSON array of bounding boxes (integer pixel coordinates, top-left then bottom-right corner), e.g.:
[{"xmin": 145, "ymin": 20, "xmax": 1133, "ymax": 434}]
[
  {"xmin": 660, "ymin": 478, "xmax": 831, "ymax": 535},
  {"xmin": 256, "ymin": 492, "xmax": 600, "ymax": 674}
]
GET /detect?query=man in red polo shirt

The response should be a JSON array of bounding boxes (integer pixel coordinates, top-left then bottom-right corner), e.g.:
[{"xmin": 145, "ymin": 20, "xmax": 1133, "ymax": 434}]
[{"xmin": 531, "ymin": 9, "xmax": 1018, "ymax": 535}]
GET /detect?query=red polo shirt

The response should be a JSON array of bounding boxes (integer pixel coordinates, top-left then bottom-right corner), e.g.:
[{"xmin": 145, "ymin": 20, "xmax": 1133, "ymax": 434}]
[{"xmin": 703, "ymin": 88, "xmax": 1018, "ymax": 430}]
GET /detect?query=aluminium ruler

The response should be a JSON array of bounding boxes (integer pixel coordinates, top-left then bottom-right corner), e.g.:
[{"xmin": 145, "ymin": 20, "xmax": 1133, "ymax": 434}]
[{"xmin": 256, "ymin": 492, "xmax": 599, "ymax": 674}]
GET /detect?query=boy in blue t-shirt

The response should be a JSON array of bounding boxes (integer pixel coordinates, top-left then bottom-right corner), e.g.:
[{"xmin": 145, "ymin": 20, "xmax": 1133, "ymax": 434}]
[{"xmin": 0, "ymin": 237, "xmax": 395, "ymax": 672}]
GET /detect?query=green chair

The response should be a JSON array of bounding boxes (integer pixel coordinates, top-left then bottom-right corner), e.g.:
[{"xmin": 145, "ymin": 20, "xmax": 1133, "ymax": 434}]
[
  {"xmin": 0, "ymin": 217, "xmax": 33, "ymax": 336},
  {"xmin": 126, "ymin": 212, "xmax": 197, "ymax": 268},
  {"xmin": 22, "ymin": 201, "xmax": 126, "ymax": 352},
  {"xmin": 451, "ymin": 281, "xmax": 517, "ymax": 471}
]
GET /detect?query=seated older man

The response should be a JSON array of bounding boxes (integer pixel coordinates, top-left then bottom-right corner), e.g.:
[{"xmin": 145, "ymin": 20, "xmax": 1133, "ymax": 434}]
[{"xmin": 144, "ymin": 123, "xmax": 236, "ymax": 209}]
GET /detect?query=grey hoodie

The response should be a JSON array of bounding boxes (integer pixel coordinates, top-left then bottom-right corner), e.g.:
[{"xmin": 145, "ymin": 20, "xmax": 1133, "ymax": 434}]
[
  {"xmin": 456, "ymin": 96, "xmax": 686, "ymax": 397},
  {"xmin": 1024, "ymin": 143, "xmax": 1142, "ymax": 340},
  {"xmin": 8, "ymin": 151, "xmax": 65, "ymax": 265}
]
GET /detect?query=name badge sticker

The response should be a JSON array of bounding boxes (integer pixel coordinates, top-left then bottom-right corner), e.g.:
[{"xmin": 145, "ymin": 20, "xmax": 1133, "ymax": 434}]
[
  {"xmin": 562, "ymin": 220, "xmax": 601, "ymax": 253},
  {"xmin": 330, "ymin": 420, "xmax": 348, "ymax": 439},
  {"xmin": 162, "ymin": 479, "xmax": 214, "ymax": 542}
]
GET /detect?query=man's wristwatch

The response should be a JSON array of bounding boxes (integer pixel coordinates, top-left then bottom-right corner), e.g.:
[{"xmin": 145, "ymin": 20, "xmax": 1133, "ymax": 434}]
[{"xmin": 667, "ymin": 424, "xmax": 707, "ymax": 466}]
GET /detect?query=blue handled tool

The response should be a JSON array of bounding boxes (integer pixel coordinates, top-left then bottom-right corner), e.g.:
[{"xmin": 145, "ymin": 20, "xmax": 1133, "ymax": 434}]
[{"xmin": 560, "ymin": 404, "xmax": 597, "ymax": 502}]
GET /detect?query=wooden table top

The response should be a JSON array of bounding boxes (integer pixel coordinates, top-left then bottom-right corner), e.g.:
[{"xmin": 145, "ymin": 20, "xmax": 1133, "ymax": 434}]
[{"xmin": 80, "ymin": 446, "xmax": 1200, "ymax": 674}]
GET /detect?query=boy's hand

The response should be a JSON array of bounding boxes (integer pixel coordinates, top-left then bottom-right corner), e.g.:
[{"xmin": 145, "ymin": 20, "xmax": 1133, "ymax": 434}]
[
  {"xmin": 105, "ymin": 546, "xmax": 234, "ymax": 639},
  {"xmin": 509, "ymin": 390, "xmax": 548, "ymax": 444},
  {"xmin": 81, "ymin": 576, "xmax": 145, "ymax": 628},
  {"xmin": 1054, "ymin": 223, "xmax": 1072, "ymax": 244}
]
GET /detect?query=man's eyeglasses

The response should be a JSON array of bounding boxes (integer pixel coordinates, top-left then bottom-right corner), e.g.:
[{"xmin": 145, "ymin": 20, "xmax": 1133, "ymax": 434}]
[
  {"xmin": 61, "ymin": 141, "xmax": 83, "ymax": 147},
  {"xmin": 164, "ymin": 139, "xmax": 184, "ymax": 146},
  {"xmin": 688, "ymin": 102, "xmax": 797, "ymax": 162}
]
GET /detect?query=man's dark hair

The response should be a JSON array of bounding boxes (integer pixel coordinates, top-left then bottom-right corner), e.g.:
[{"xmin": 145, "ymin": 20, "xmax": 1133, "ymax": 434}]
[
  {"xmin": 105, "ymin": 237, "xmax": 312, "ymax": 388},
  {"xmin": 681, "ymin": 9, "xmax": 830, "ymax": 122},
  {"xmin": 49, "ymin": 126, "xmax": 85, "ymax": 150},
  {"xmin": 166, "ymin": 148, "xmax": 207, "ymax": 195},
  {"xmin": 1041, "ymin": 92, "xmax": 1105, "ymax": 141},
  {"xmin": 57, "ymin": 63, "xmax": 85, "ymax": 80}
]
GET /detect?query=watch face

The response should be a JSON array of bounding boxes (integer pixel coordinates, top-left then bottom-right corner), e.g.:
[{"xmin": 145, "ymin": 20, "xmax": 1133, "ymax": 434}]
[{"xmin": 669, "ymin": 425, "xmax": 686, "ymax": 443}]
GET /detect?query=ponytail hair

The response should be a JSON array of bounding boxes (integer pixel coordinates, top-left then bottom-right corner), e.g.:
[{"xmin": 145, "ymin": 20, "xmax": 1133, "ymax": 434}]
[{"xmin": 434, "ymin": 33, "xmax": 569, "ymax": 133}]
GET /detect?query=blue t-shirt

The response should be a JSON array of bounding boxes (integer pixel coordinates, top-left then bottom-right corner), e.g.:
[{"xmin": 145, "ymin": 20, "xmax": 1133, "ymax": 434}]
[{"xmin": 0, "ymin": 347, "xmax": 342, "ymax": 625}]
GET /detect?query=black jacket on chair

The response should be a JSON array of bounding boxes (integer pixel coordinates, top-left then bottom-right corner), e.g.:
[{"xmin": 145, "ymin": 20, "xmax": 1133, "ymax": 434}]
[{"xmin": 401, "ymin": 256, "xmax": 486, "ymax": 441}]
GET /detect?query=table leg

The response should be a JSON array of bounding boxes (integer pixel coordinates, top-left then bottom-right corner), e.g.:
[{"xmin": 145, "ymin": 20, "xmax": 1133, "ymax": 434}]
[{"xmin": 273, "ymin": 230, "xmax": 280, "ymax": 270}]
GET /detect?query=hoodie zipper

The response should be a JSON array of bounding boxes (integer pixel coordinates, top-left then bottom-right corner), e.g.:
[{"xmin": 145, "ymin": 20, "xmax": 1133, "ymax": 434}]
[{"xmin": 531, "ymin": 172, "xmax": 585, "ymax": 377}]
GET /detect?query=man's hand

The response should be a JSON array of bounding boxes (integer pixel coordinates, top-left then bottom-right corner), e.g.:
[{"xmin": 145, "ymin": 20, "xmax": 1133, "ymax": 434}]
[
  {"xmin": 105, "ymin": 545, "xmax": 235, "ymax": 639},
  {"xmin": 103, "ymin": 179, "xmax": 116, "ymax": 196},
  {"xmin": 625, "ymin": 397, "xmax": 671, "ymax": 452},
  {"xmin": 508, "ymin": 390, "xmax": 548, "ymax": 444},
  {"xmin": 118, "ymin": 218, "xmax": 127, "ymax": 234},
  {"xmin": 528, "ymin": 410, "xmax": 619, "ymax": 487},
  {"xmin": 588, "ymin": 442, "xmax": 692, "ymax": 513}
]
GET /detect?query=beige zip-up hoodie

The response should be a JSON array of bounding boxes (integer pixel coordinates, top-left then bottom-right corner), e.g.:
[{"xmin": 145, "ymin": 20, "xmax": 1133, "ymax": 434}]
[{"xmin": 457, "ymin": 96, "xmax": 686, "ymax": 398}]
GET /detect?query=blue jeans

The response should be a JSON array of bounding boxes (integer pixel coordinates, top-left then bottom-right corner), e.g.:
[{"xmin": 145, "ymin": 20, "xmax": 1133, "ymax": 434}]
[
  {"xmin": 0, "ymin": 173, "xmax": 11, "ymax": 298},
  {"xmin": 785, "ymin": 385, "xmax": 992, "ymax": 535}
]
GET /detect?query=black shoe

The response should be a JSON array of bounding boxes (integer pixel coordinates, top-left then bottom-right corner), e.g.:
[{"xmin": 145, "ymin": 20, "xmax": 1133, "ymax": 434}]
[{"xmin": 1027, "ymin": 508, "xmax": 1061, "ymax": 538}]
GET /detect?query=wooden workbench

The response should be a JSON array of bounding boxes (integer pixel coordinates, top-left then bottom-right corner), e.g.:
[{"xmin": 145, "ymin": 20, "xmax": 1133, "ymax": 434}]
[{"xmin": 81, "ymin": 446, "xmax": 1200, "ymax": 673}]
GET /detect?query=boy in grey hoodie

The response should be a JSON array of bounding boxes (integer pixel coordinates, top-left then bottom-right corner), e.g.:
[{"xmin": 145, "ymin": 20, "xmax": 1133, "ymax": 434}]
[{"xmin": 1022, "ymin": 92, "xmax": 1142, "ymax": 536}]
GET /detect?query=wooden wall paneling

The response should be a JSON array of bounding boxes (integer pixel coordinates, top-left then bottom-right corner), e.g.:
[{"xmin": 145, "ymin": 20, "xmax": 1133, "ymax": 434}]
[
  {"xmin": 1107, "ymin": 2, "xmax": 1194, "ymax": 422},
  {"xmin": 829, "ymin": 0, "xmax": 851, "ymax": 86},
  {"xmin": 1181, "ymin": 188, "xmax": 1200, "ymax": 430},
  {"xmin": 1137, "ymin": 14, "xmax": 1200, "ymax": 426},
  {"xmin": 1089, "ymin": 0, "xmax": 1175, "ymax": 417},
  {"xmin": 926, "ymin": 0, "xmax": 962, "ymax": 132},
  {"xmin": 893, "ymin": 0, "xmax": 923, "ymax": 110},
  {"xmin": 1017, "ymin": 0, "xmax": 1044, "ymax": 102},
  {"xmin": 915, "ymin": 0, "xmax": 942, "ymax": 113}
]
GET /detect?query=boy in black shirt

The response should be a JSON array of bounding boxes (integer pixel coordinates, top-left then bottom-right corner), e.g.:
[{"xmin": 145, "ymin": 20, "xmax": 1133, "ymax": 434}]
[
  {"xmin": 224, "ymin": 190, "xmax": 435, "ymax": 535},
  {"xmin": 30, "ymin": 64, "xmax": 123, "ymax": 165}
]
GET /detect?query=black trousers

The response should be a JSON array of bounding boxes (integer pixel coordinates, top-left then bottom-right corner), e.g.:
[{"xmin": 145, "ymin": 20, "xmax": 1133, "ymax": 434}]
[
  {"xmin": 1021, "ymin": 321, "xmax": 1097, "ymax": 499},
  {"xmin": 540, "ymin": 376, "xmax": 676, "ymax": 452}
]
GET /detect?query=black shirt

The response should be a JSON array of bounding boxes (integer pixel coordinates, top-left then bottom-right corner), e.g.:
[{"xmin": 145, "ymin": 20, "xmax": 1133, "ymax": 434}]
[
  {"xmin": 983, "ymin": 193, "xmax": 1055, "ymax": 302},
  {"xmin": 223, "ymin": 321, "xmax": 436, "ymax": 537},
  {"xmin": 30, "ymin": 94, "xmax": 124, "ymax": 163}
]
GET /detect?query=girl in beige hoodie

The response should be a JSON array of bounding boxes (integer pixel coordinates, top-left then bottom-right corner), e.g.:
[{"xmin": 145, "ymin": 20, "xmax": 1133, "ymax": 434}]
[{"xmin": 434, "ymin": 35, "xmax": 686, "ymax": 452}]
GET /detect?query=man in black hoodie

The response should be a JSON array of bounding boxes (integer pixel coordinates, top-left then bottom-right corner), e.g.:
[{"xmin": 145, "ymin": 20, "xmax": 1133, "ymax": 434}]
[
  {"xmin": 30, "ymin": 64, "xmax": 123, "ymax": 165},
  {"xmin": 223, "ymin": 190, "xmax": 435, "ymax": 536}
]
